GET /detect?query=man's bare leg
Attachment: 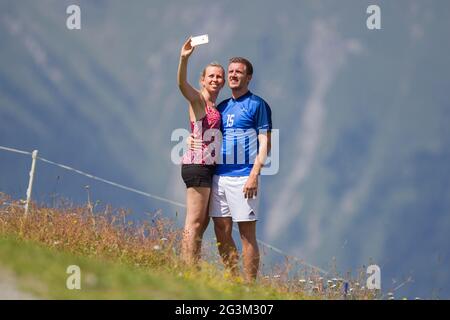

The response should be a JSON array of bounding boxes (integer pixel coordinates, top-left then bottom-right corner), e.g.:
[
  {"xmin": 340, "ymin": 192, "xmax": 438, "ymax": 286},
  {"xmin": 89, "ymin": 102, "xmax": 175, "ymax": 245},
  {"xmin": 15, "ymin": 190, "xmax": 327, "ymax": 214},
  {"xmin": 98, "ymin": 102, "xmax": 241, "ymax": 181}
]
[
  {"xmin": 238, "ymin": 220, "xmax": 259, "ymax": 282},
  {"xmin": 213, "ymin": 217, "xmax": 239, "ymax": 276}
]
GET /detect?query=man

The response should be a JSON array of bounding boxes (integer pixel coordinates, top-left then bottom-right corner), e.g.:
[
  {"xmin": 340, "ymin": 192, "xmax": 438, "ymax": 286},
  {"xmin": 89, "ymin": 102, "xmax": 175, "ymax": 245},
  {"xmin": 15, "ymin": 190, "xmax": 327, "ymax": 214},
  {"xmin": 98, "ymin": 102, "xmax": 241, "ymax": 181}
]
[{"xmin": 208, "ymin": 57, "xmax": 272, "ymax": 282}]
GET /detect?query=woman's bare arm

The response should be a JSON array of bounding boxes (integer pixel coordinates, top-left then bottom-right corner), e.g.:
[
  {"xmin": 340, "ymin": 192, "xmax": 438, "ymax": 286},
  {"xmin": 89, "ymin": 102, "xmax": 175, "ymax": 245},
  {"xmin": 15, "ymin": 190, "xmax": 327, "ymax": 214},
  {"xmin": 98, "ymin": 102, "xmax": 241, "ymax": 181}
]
[{"xmin": 177, "ymin": 37, "xmax": 203, "ymax": 106}]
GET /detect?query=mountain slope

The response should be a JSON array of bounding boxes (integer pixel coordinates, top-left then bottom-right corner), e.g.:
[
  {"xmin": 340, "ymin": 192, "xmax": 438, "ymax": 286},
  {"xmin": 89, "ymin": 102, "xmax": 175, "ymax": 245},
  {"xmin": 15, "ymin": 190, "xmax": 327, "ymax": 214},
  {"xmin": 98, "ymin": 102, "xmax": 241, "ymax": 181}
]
[{"xmin": 1, "ymin": 0, "xmax": 450, "ymax": 298}]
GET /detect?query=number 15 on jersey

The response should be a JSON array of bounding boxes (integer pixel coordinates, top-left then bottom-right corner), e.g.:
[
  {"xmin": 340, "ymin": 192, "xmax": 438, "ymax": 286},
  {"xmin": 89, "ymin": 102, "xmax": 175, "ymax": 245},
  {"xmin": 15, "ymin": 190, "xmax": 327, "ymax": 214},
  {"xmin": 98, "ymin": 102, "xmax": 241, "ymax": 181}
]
[{"xmin": 226, "ymin": 114, "xmax": 235, "ymax": 127}]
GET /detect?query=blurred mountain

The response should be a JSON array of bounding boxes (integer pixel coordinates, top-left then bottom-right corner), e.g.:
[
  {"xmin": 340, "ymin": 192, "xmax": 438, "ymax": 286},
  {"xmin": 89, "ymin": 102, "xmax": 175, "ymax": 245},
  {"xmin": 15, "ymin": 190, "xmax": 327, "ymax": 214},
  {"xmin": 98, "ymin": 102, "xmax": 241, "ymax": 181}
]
[{"xmin": 1, "ymin": 0, "xmax": 449, "ymax": 298}]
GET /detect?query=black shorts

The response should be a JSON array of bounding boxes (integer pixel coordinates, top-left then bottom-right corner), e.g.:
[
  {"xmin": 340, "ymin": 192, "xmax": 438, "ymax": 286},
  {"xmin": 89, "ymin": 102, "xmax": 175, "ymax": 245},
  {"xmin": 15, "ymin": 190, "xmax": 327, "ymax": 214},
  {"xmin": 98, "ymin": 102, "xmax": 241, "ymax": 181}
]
[{"xmin": 181, "ymin": 164, "xmax": 216, "ymax": 188}]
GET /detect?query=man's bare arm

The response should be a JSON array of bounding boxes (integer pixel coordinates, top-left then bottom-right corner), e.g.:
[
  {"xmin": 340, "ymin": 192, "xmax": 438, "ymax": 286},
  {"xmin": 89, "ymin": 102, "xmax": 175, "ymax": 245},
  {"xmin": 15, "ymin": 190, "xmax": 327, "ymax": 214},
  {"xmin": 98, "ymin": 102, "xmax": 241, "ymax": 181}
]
[{"xmin": 243, "ymin": 131, "xmax": 271, "ymax": 198}]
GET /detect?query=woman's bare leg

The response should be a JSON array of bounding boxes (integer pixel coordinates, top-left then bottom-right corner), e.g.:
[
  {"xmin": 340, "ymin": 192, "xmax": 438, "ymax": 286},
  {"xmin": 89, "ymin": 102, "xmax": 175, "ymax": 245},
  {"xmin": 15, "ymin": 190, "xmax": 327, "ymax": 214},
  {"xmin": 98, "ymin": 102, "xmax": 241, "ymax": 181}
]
[{"xmin": 181, "ymin": 187, "xmax": 211, "ymax": 265}]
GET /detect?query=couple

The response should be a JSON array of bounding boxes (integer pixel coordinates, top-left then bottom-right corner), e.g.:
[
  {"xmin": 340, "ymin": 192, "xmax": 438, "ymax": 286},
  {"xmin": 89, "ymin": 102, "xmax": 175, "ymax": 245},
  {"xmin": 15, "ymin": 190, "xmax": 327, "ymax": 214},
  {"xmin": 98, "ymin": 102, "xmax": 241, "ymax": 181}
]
[{"xmin": 177, "ymin": 37, "xmax": 272, "ymax": 282}]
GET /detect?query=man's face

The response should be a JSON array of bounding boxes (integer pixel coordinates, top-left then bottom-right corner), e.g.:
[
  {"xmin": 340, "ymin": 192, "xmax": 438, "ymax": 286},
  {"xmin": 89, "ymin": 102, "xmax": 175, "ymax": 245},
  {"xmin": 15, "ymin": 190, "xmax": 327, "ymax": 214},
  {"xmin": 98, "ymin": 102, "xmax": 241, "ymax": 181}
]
[{"xmin": 227, "ymin": 62, "xmax": 252, "ymax": 90}]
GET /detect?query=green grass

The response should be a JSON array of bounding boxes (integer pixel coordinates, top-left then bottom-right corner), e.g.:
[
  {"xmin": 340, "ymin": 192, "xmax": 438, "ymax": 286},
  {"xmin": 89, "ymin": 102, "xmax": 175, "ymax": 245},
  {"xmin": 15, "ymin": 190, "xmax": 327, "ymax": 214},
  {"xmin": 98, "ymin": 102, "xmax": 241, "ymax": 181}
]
[
  {"xmin": 0, "ymin": 193, "xmax": 313, "ymax": 300},
  {"xmin": 0, "ymin": 194, "xmax": 378, "ymax": 300},
  {"xmin": 0, "ymin": 235, "xmax": 305, "ymax": 300}
]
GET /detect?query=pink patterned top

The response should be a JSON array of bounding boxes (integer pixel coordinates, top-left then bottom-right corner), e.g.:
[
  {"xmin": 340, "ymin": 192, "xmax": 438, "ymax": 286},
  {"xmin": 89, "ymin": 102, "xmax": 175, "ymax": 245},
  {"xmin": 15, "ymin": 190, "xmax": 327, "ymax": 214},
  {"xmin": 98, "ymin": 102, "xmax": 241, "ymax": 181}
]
[{"xmin": 182, "ymin": 105, "xmax": 221, "ymax": 165}]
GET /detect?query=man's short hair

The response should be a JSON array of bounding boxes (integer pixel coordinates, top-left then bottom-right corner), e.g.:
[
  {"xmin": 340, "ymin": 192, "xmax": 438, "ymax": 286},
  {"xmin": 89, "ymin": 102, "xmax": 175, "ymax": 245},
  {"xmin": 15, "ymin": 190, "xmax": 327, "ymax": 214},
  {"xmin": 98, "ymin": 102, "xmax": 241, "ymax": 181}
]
[{"xmin": 229, "ymin": 57, "xmax": 253, "ymax": 75}]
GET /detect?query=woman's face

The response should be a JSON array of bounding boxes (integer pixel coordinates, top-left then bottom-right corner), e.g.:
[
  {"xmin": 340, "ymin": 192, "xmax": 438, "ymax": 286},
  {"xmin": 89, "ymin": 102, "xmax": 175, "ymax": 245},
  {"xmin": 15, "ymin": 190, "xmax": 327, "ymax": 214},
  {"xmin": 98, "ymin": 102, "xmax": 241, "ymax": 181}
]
[{"xmin": 201, "ymin": 66, "xmax": 225, "ymax": 93}]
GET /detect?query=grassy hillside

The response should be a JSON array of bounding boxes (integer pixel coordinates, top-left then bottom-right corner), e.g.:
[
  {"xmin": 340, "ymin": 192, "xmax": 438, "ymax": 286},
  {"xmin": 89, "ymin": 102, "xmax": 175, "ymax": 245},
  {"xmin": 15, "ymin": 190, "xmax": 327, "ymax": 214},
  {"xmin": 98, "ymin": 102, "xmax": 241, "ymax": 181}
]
[
  {"xmin": 0, "ymin": 236, "xmax": 296, "ymax": 299},
  {"xmin": 0, "ymin": 192, "xmax": 378, "ymax": 299}
]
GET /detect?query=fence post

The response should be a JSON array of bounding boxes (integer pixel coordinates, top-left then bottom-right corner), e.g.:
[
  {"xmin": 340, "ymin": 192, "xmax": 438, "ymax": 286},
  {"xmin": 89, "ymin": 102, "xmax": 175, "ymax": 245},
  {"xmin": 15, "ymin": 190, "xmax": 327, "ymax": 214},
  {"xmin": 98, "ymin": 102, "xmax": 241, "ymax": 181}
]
[{"xmin": 25, "ymin": 150, "xmax": 38, "ymax": 215}]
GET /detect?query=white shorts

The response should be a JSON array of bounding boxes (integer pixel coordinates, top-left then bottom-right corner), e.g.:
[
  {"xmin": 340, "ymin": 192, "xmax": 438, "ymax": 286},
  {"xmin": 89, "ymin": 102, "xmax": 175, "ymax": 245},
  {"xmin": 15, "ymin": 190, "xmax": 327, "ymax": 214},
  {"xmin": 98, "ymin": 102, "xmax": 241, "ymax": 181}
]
[{"xmin": 209, "ymin": 175, "xmax": 260, "ymax": 222}]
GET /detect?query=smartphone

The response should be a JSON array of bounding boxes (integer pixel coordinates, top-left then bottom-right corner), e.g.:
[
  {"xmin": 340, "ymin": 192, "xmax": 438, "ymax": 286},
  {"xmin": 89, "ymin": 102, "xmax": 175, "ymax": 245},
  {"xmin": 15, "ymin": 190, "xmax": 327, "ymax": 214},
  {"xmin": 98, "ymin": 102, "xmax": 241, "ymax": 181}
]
[{"xmin": 190, "ymin": 34, "xmax": 209, "ymax": 47}]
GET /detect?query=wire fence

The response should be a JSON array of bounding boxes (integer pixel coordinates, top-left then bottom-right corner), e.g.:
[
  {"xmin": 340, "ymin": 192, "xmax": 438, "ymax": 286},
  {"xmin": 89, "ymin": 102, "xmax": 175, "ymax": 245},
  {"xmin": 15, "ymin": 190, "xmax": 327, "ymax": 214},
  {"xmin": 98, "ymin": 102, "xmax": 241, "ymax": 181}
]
[{"xmin": 0, "ymin": 145, "xmax": 328, "ymax": 275}]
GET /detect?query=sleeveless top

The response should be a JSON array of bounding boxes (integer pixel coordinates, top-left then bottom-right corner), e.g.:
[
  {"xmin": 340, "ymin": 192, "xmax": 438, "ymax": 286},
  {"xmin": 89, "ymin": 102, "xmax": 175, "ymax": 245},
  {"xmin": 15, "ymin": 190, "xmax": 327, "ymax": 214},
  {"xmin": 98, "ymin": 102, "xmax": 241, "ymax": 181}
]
[{"xmin": 181, "ymin": 104, "xmax": 221, "ymax": 165}]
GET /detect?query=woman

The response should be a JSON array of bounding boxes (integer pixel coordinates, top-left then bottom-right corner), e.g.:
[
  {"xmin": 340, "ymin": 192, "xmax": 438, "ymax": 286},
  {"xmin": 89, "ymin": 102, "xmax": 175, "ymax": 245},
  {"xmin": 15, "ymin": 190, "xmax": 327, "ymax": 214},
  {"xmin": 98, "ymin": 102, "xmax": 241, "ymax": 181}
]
[{"xmin": 177, "ymin": 37, "xmax": 224, "ymax": 265}]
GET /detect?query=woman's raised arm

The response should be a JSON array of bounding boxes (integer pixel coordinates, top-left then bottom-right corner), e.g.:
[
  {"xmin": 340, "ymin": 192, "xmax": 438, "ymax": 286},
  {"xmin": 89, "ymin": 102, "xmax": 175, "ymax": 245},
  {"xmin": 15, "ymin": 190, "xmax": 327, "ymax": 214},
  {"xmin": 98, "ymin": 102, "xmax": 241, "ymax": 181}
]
[{"xmin": 177, "ymin": 37, "xmax": 202, "ymax": 104}]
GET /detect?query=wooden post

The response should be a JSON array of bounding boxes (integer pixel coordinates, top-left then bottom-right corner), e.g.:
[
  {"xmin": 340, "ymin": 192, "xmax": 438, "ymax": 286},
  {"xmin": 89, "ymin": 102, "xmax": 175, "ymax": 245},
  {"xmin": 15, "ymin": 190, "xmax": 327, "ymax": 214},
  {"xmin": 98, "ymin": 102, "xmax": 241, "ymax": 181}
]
[{"xmin": 25, "ymin": 150, "xmax": 38, "ymax": 215}]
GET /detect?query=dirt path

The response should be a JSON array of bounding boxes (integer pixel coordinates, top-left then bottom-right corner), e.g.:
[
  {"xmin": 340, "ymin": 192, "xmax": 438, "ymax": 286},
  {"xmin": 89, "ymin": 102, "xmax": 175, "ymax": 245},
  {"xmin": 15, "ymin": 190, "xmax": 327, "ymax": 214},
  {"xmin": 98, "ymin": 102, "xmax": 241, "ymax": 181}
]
[{"xmin": 0, "ymin": 266, "xmax": 37, "ymax": 300}]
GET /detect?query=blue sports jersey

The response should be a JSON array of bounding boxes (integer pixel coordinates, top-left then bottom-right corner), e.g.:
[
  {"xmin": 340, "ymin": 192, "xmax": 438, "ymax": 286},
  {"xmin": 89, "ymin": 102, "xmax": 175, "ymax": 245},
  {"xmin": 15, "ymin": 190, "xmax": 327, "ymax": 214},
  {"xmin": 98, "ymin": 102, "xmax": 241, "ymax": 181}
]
[{"xmin": 215, "ymin": 91, "xmax": 272, "ymax": 176}]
